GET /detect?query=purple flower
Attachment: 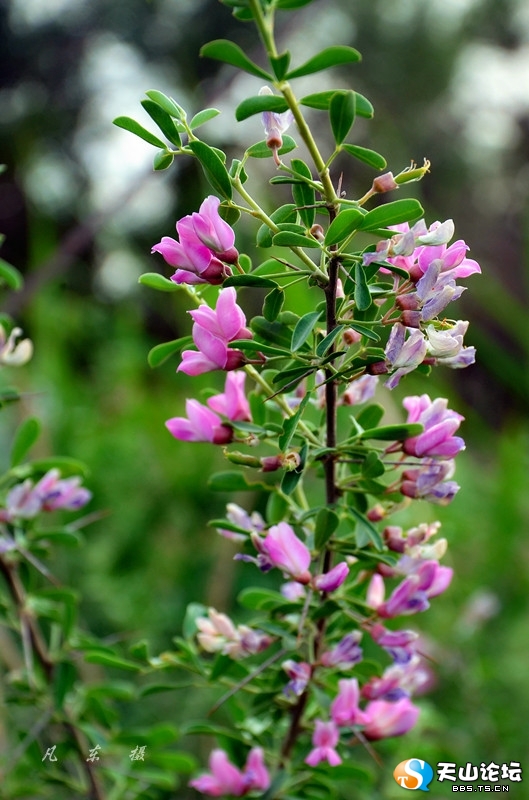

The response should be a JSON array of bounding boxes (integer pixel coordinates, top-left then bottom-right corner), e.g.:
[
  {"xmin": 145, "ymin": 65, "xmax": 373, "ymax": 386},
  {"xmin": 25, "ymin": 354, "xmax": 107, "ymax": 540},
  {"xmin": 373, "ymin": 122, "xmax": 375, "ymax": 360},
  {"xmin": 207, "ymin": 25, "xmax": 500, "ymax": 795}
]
[
  {"xmin": 179, "ymin": 288, "xmax": 251, "ymax": 376},
  {"xmin": 207, "ymin": 372, "xmax": 251, "ymax": 422},
  {"xmin": 361, "ymin": 655, "xmax": 430, "ymax": 701},
  {"xmin": 401, "ymin": 459, "xmax": 460, "ymax": 505},
  {"xmin": 369, "ymin": 624, "xmax": 419, "ymax": 664},
  {"xmin": 305, "ymin": 720, "xmax": 342, "ymax": 767},
  {"xmin": 425, "ymin": 320, "xmax": 476, "ymax": 368},
  {"xmin": 183, "ymin": 196, "xmax": 238, "ymax": 264},
  {"xmin": 403, "ymin": 395, "xmax": 465, "ymax": 459},
  {"xmin": 311, "ymin": 561, "xmax": 349, "ymax": 592},
  {"xmin": 384, "ymin": 323, "xmax": 427, "ymax": 389},
  {"xmin": 342, "ymin": 375, "xmax": 379, "ymax": 406},
  {"xmin": 0, "ymin": 469, "xmax": 92, "ymax": 522},
  {"xmin": 259, "ymin": 87, "xmax": 294, "ymax": 165},
  {"xmin": 363, "ymin": 697, "xmax": 420, "ymax": 740},
  {"xmin": 166, "ymin": 400, "xmax": 233, "ymax": 444},
  {"xmin": 367, "ymin": 561, "xmax": 453, "ymax": 618},
  {"xmin": 283, "ymin": 659, "xmax": 311, "ymax": 697},
  {"xmin": 320, "ymin": 632, "xmax": 363, "ymax": 668},
  {"xmin": 189, "ymin": 747, "xmax": 270, "ymax": 797},
  {"xmin": 330, "ymin": 679, "xmax": 371, "ymax": 727}
]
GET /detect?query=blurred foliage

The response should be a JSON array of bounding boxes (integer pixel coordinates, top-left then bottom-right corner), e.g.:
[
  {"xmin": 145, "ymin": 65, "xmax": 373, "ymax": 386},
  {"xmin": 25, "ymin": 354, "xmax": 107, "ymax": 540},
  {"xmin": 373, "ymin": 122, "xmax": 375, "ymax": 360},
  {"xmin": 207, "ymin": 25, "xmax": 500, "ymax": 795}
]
[{"xmin": 0, "ymin": 0, "xmax": 528, "ymax": 796}]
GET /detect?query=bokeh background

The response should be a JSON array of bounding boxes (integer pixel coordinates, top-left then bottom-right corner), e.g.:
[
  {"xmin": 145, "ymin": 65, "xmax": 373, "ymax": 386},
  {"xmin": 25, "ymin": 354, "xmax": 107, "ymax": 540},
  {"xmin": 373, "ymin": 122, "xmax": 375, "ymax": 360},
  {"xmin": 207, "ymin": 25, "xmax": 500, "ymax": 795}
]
[{"xmin": 1, "ymin": 0, "xmax": 528, "ymax": 796}]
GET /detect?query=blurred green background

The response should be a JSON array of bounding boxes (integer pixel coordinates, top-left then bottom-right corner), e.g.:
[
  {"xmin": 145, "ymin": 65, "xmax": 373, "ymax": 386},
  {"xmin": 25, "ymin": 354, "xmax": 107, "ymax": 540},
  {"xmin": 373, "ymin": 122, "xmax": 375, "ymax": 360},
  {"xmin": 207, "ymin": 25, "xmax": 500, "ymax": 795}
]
[{"xmin": 1, "ymin": 0, "xmax": 528, "ymax": 796}]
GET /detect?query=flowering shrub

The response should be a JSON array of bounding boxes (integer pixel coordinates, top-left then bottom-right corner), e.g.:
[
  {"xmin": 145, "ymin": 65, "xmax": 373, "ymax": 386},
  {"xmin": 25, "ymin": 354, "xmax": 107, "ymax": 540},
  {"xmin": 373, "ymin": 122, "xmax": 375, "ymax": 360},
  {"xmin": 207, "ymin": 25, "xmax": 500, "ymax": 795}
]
[{"xmin": 111, "ymin": 0, "xmax": 481, "ymax": 794}]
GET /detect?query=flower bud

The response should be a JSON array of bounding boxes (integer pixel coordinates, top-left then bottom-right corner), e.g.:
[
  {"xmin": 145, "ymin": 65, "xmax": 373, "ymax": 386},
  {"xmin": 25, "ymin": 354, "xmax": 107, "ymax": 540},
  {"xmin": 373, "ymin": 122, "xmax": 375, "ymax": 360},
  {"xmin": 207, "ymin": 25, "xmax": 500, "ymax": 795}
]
[
  {"xmin": 394, "ymin": 158, "xmax": 431, "ymax": 185},
  {"xmin": 372, "ymin": 172, "xmax": 398, "ymax": 194},
  {"xmin": 224, "ymin": 450, "xmax": 261, "ymax": 467},
  {"xmin": 310, "ymin": 224, "xmax": 325, "ymax": 241}
]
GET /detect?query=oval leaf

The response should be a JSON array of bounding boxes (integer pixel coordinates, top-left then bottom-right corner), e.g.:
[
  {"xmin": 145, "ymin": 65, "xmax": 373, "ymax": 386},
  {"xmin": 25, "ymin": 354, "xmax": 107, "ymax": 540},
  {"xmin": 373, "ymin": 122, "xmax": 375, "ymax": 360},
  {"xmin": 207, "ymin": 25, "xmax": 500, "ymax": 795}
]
[
  {"xmin": 286, "ymin": 46, "xmax": 361, "ymax": 80},
  {"xmin": 139, "ymin": 273, "xmax": 180, "ymax": 292},
  {"xmin": 329, "ymin": 90, "xmax": 356, "ymax": 145},
  {"xmin": 145, "ymin": 90, "xmax": 185, "ymax": 119},
  {"xmin": 263, "ymin": 287, "xmax": 285, "ymax": 322},
  {"xmin": 291, "ymin": 310, "xmax": 322, "ymax": 352},
  {"xmin": 354, "ymin": 263, "xmax": 372, "ymax": 311},
  {"xmin": 324, "ymin": 208, "xmax": 364, "ymax": 246},
  {"xmin": 271, "ymin": 51, "xmax": 291, "ymax": 80},
  {"xmin": 187, "ymin": 140, "xmax": 232, "ymax": 200},
  {"xmin": 224, "ymin": 275, "xmax": 277, "ymax": 288},
  {"xmin": 148, "ymin": 337, "xmax": 193, "ymax": 368},
  {"xmin": 272, "ymin": 231, "xmax": 320, "ymax": 248},
  {"xmin": 315, "ymin": 507, "xmax": 340, "ymax": 550},
  {"xmin": 141, "ymin": 99, "xmax": 182, "ymax": 146},
  {"xmin": 342, "ymin": 144, "xmax": 387, "ymax": 170},
  {"xmin": 360, "ymin": 423, "xmax": 423, "ymax": 441},
  {"xmin": 113, "ymin": 116, "xmax": 165, "ymax": 148},
  {"xmin": 291, "ymin": 158, "xmax": 315, "ymax": 228},
  {"xmin": 200, "ymin": 39, "xmax": 273, "ymax": 81},
  {"xmin": 246, "ymin": 135, "xmax": 297, "ymax": 159},
  {"xmin": 153, "ymin": 150, "xmax": 174, "ymax": 171},
  {"xmin": 11, "ymin": 417, "xmax": 41, "ymax": 467},
  {"xmin": 189, "ymin": 108, "xmax": 221, "ymax": 130},
  {"xmin": 257, "ymin": 204, "xmax": 297, "ymax": 248},
  {"xmin": 236, "ymin": 95, "xmax": 289, "ymax": 122},
  {"xmin": 359, "ymin": 199, "xmax": 424, "ymax": 231},
  {"xmin": 0, "ymin": 259, "xmax": 23, "ymax": 290}
]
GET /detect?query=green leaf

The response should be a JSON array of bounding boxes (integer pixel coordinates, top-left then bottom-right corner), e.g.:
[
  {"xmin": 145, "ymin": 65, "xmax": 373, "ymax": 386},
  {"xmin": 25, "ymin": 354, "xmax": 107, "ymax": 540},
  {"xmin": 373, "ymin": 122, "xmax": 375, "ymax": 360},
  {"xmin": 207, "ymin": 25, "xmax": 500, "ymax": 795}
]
[
  {"xmin": 229, "ymin": 339, "xmax": 291, "ymax": 357},
  {"xmin": 236, "ymin": 95, "xmax": 289, "ymax": 122},
  {"xmin": 362, "ymin": 451, "xmax": 386, "ymax": 478},
  {"xmin": 286, "ymin": 46, "xmax": 361, "ymax": 80},
  {"xmin": 272, "ymin": 365, "xmax": 314, "ymax": 388},
  {"xmin": 263, "ymin": 287, "xmax": 285, "ymax": 322},
  {"xmin": 11, "ymin": 417, "xmax": 41, "ymax": 467},
  {"xmin": 200, "ymin": 40, "xmax": 273, "ymax": 80},
  {"xmin": 224, "ymin": 274, "xmax": 277, "ymax": 288},
  {"xmin": 271, "ymin": 52, "xmax": 291, "ymax": 81},
  {"xmin": 148, "ymin": 337, "xmax": 193, "ymax": 368},
  {"xmin": 0, "ymin": 259, "xmax": 23, "ymax": 290},
  {"xmin": 355, "ymin": 92, "xmax": 375, "ymax": 118},
  {"xmin": 246, "ymin": 135, "xmax": 297, "ymax": 159},
  {"xmin": 346, "ymin": 322, "xmax": 380, "ymax": 342},
  {"xmin": 359, "ymin": 199, "xmax": 424, "ymax": 231},
  {"xmin": 139, "ymin": 272, "xmax": 180, "ymax": 292},
  {"xmin": 276, "ymin": 0, "xmax": 314, "ymax": 7},
  {"xmin": 354, "ymin": 263, "xmax": 372, "ymax": 311},
  {"xmin": 355, "ymin": 403, "xmax": 384, "ymax": 430},
  {"xmin": 257, "ymin": 204, "xmax": 297, "ymax": 248},
  {"xmin": 349, "ymin": 508, "xmax": 383, "ymax": 550},
  {"xmin": 315, "ymin": 508, "xmax": 339, "ymax": 550},
  {"xmin": 291, "ymin": 158, "xmax": 315, "ymax": 228},
  {"xmin": 54, "ymin": 661, "xmax": 77, "ymax": 710},
  {"xmin": 360, "ymin": 422, "xmax": 423, "ymax": 440},
  {"xmin": 113, "ymin": 116, "xmax": 165, "ymax": 148},
  {"xmin": 30, "ymin": 456, "xmax": 89, "ymax": 477},
  {"xmin": 84, "ymin": 652, "xmax": 142, "ymax": 672},
  {"xmin": 208, "ymin": 471, "xmax": 267, "ymax": 492},
  {"xmin": 316, "ymin": 325, "xmax": 345, "ymax": 357},
  {"xmin": 329, "ymin": 90, "xmax": 356, "ymax": 145},
  {"xmin": 291, "ymin": 310, "xmax": 322, "ymax": 352},
  {"xmin": 238, "ymin": 587, "xmax": 287, "ymax": 610},
  {"xmin": 251, "ymin": 316, "xmax": 293, "ymax": 349},
  {"xmin": 278, "ymin": 395, "xmax": 310, "ymax": 451},
  {"xmin": 272, "ymin": 231, "xmax": 320, "ymax": 248},
  {"xmin": 153, "ymin": 150, "xmax": 174, "ymax": 171},
  {"xmin": 145, "ymin": 90, "xmax": 185, "ymax": 119},
  {"xmin": 187, "ymin": 140, "xmax": 232, "ymax": 200},
  {"xmin": 342, "ymin": 144, "xmax": 386, "ymax": 170},
  {"xmin": 300, "ymin": 90, "xmax": 373, "ymax": 117},
  {"xmin": 141, "ymin": 99, "xmax": 182, "ymax": 146},
  {"xmin": 324, "ymin": 208, "xmax": 364, "ymax": 246},
  {"xmin": 189, "ymin": 108, "xmax": 221, "ymax": 129},
  {"xmin": 266, "ymin": 491, "xmax": 288, "ymax": 524}
]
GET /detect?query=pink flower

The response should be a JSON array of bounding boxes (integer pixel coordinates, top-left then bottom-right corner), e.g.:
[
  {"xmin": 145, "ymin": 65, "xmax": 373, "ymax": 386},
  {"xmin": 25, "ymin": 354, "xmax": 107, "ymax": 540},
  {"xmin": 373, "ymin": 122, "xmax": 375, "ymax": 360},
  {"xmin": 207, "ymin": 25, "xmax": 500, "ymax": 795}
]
[
  {"xmin": 403, "ymin": 395, "xmax": 465, "ymax": 459},
  {"xmin": 312, "ymin": 561, "xmax": 349, "ymax": 592},
  {"xmin": 259, "ymin": 86, "xmax": 294, "ymax": 165},
  {"xmin": 207, "ymin": 372, "xmax": 251, "ymax": 422},
  {"xmin": 342, "ymin": 375, "xmax": 378, "ymax": 406},
  {"xmin": 366, "ymin": 561, "xmax": 453, "ymax": 618},
  {"xmin": 189, "ymin": 747, "xmax": 270, "ymax": 797},
  {"xmin": 179, "ymin": 288, "xmax": 251, "ymax": 376},
  {"xmin": 363, "ymin": 697, "xmax": 420, "ymax": 740},
  {"xmin": 330, "ymin": 679, "xmax": 371, "ymax": 727},
  {"xmin": 320, "ymin": 632, "xmax": 363, "ymax": 668},
  {"xmin": 384, "ymin": 323, "xmax": 427, "ymax": 389},
  {"xmin": 0, "ymin": 469, "xmax": 92, "ymax": 522},
  {"xmin": 184, "ymin": 196, "xmax": 238, "ymax": 264},
  {"xmin": 261, "ymin": 522, "xmax": 312, "ymax": 583},
  {"xmin": 166, "ymin": 399, "xmax": 233, "ymax": 444},
  {"xmin": 305, "ymin": 720, "xmax": 342, "ymax": 767},
  {"xmin": 283, "ymin": 659, "xmax": 311, "ymax": 697}
]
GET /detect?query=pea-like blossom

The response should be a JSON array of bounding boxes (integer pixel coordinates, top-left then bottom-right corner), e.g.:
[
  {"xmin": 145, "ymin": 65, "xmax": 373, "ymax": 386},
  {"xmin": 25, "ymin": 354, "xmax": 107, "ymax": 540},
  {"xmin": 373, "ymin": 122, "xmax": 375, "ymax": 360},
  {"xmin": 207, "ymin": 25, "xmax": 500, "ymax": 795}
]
[
  {"xmin": 196, "ymin": 608, "xmax": 271, "ymax": 660},
  {"xmin": 311, "ymin": 561, "xmax": 349, "ymax": 592},
  {"xmin": 330, "ymin": 679, "xmax": 371, "ymax": 727},
  {"xmin": 320, "ymin": 632, "xmax": 363, "ymax": 668},
  {"xmin": 166, "ymin": 399, "xmax": 233, "ymax": 444},
  {"xmin": 361, "ymin": 655, "xmax": 430, "ymax": 700},
  {"xmin": 342, "ymin": 374, "xmax": 379, "ymax": 406},
  {"xmin": 0, "ymin": 325, "xmax": 33, "ymax": 366},
  {"xmin": 424, "ymin": 320, "xmax": 476, "ymax": 368},
  {"xmin": 179, "ymin": 288, "xmax": 251, "ymax": 376},
  {"xmin": 369, "ymin": 624, "xmax": 419, "ymax": 664},
  {"xmin": 402, "ymin": 395, "xmax": 465, "ymax": 459},
  {"xmin": 238, "ymin": 522, "xmax": 312, "ymax": 583},
  {"xmin": 259, "ymin": 86, "xmax": 294, "ymax": 165},
  {"xmin": 383, "ymin": 324, "xmax": 427, "ymax": 389},
  {"xmin": 152, "ymin": 196, "xmax": 238, "ymax": 286},
  {"xmin": 216, "ymin": 503, "xmax": 265, "ymax": 542},
  {"xmin": 366, "ymin": 560, "xmax": 453, "ymax": 618},
  {"xmin": 401, "ymin": 459, "xmax": 460, "ymax": 504},
  {"xmin": 363, "ymin": 697, "xmax": 420, "ymax": 740},
  {"xmin": 305, "ymin": 720, "xmax": 342, "ymax": 767},
  {"xmin": 0, "ymin": 469, "xmax": 91, "ymax": 522},
  {"xmin": 283, "ymin": 659, "xmax": 311, "ymax": 697},
  {"xmin": 189, "ymin": 747, "xmax": 270, "ymax": 797}
]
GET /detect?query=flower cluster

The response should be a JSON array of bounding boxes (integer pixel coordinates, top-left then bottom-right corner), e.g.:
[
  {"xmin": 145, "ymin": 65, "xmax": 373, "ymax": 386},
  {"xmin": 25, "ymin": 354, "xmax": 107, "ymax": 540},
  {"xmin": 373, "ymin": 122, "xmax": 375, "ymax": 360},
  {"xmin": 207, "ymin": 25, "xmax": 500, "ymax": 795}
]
[
  {"xmin": 152, "ymin": 196, "xmax": 238, "ymax": 285},
  {"xmin": 0, "ymin": 469, "xmax": 92, "ymax": 523},
  {"xmin": 189, "ymin": 748, "xmax": 270, "ymax": 797},
  {"xmin": 196, "ymin": 607, "xmax": 271, "ymax": 659}
]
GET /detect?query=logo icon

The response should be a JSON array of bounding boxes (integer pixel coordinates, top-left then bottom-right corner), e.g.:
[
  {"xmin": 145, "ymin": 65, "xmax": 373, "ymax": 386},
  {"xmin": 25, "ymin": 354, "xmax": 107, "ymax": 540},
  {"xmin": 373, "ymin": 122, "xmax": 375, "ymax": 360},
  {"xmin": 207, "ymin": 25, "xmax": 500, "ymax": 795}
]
[{"xmin": 393, "ymin": 759, "xmax": 434, "ymax": 791}]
